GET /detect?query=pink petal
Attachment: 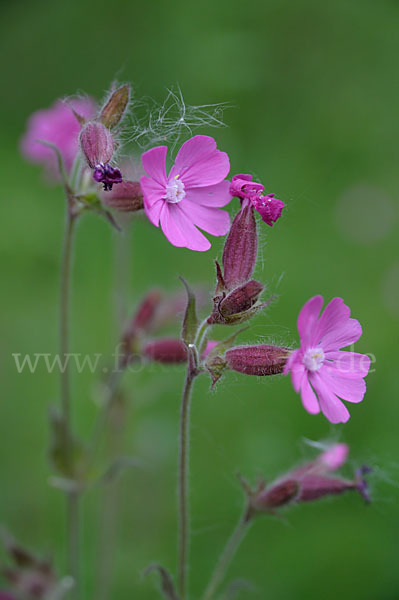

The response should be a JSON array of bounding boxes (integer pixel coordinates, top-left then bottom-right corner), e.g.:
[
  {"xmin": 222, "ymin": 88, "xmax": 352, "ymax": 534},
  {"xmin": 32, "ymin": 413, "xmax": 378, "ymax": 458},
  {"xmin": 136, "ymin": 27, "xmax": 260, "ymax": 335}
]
[
  {"xmin": 320, "ymin": 318, "xmax": 363, "ymax": 352},
  {"xmin": 311, "ymin": 297, "xmax": 351, "ymax": 346},
  {"xmin": 141, "ymin": 146, "xmax": 168, "ymax": 185},
  {"xmin": 179, "ymin": 201, "xmax": 230, "ymax": 237},
  {"xmin": 283, "ymin": 348, "xmax": 301, "ymax": 375},
  {"xmin": 318, "ymin": 443, "xmax": 349, "ymax": 471},
  {"xmin": 185, "ymin": 180, "xmax": 232, "ymax": 207},
  {"xmin": 297, "ymin": 296, "xmax": 324, "ymax": 348},
  {"xmin": 140, "ymin": 175, "xmax": 166, "ymax": 207},
  {"xmin": 144, "ymin": 198, "xmax": 164, "ymax": 227},
  {"xmin": 159, "ymin": 203, "xmax": 211, "ymax": 251},
  {"xmin": 325, "ymin": 351, "xmax": 371, "ymax": 378},
  {"xmin": 169, "ymin": 135, "xmax": 230, "ymax": 188},
  {"xmin": 319, "ymin": 365, "xmax": 367, "ymax": 403},
  {"xmin": 300, "ymin": 376, "xmax": 321, "ymax": 415},
  {"xmin": 310, "ymin": 372, "xmax": 350, "ymax": 423}
]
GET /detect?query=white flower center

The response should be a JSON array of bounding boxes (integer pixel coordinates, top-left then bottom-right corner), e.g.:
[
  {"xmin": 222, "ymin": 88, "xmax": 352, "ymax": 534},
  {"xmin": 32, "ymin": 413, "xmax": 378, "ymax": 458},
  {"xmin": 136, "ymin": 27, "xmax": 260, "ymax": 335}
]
[
  {"xmin": 165, "ymin": 175, "xmax": 185, "ymax": 204},
  {"xmin": 303, "ymin": 347, "xmax": 325, "ymax": 372}
]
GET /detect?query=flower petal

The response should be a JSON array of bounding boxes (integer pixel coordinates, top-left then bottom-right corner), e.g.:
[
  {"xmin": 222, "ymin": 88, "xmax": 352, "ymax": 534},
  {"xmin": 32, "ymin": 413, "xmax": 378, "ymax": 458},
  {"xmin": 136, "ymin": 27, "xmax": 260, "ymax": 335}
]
[
  {"xmin": 144, "ymin": 198, "xmax": 164, "ymax": 227},
  {"xmin": 169, "ymin": 135, "xmax": 230, "ymax": 188},
  {"xmin": 310, "ymin": 372, "xmax": 350, "ymax": 423},
  {"xmin": 311, "ymin": 297, "xmax": 351, "ymax": 346},
  {"xmin": 159, "ymin": 203, "xmax": 211, "ymax": 251},
  {"xmin": 320, "ymin": 365, "xmax": 367, "ymax": 403},
  {"xmin": 325, "ymin": 351, "xmax": 371, "ymax": 378},
  {"xmin": 185, "ymin": 180, "xmax": 232, "ymax": 207},
  {"xmin": 297, "ymin": 295, "xmax": 324, "ymax": 348},
  {"xmin": 320, "ymin": 318, "xmax": 363, "ymax": 352},
  {"xmin": 140, "ymin": 175, "xmax": 165, "ymax": 208},
  {"xmin": 300, "ymin": 376, "xmax": 320, "ymax": 415},
  {"xmin": 179, "ymin": 201, "xmax": 230, "ymax": 236},
  {"xmin": 141, "ymin": 146, "xmax": 168, "ymax": 186}
]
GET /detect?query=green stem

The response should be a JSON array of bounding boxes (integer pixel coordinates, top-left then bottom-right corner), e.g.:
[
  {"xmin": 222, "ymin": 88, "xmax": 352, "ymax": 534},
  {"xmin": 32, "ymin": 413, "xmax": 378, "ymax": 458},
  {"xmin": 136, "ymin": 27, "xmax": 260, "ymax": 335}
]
[
  {"xmin": 59, "ymin": 210, "xmax": 80, "ymax": 598},
  {"xmin": 178, "ymin": 365, "xmax": 196, "ymax": 599},
  {"xmin": 202, "ymin": 507, "xmax": 253, "ymax": 600}
]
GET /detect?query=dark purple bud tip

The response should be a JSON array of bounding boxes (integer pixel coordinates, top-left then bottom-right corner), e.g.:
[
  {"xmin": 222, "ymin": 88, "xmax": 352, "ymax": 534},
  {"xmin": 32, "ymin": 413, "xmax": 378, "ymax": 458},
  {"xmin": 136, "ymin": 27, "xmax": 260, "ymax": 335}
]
[
  {"xmin": 93, "ymin": 162, "xmax": 122, "ymax": 191},
  {"xmin": 355, "ymin": 465, "xmax": 372, "ymax": 504}
]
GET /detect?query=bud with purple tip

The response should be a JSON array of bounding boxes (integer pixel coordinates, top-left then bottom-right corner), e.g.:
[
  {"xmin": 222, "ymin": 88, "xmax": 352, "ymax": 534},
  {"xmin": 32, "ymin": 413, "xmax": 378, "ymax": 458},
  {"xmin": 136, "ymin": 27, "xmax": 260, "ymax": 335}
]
[
  {"xmin": 79, "ymin": 121, "xmax": 122, "ymax": 190},
  {"xmin": 249, "ymin": 444, "xmax": 371, "ymax": 514},
  {"xmin": 225, "ymin": 345, "xmax": 290, "ymax": 376}
]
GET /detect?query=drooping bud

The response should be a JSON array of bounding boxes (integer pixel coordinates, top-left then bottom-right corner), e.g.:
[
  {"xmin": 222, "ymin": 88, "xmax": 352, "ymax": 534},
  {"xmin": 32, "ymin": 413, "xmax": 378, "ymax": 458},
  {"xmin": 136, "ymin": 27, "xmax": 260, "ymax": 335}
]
[
  {"xmin": 225, "ymin": 345, "xmax": 290, "ymax": 376},
  {"xmin": 102, "ymin": 180, "xmax": 144, "ymax": 212},
  {"xmin": 142, "ymin": 338, "xmax": 188, "ymax": 364},
  {"xmin": 100, "ymin": 84, "xmax": 131, "ymax": 129},
  {"xmin": 207, "ymin": 280, "xmax": 266, "ymax": 325},
  {"xmin": 222, "ymin": 203, "xmax": 257, "ymax": 290},
  {"xmin": 79, "ymin": 121, "xmax": 114, "ymax": 168}
]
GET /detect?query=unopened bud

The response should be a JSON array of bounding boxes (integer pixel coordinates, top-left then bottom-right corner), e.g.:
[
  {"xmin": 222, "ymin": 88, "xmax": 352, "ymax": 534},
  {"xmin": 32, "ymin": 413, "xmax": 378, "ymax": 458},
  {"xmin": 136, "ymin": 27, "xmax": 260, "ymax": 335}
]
[
  {"xmin": 120, "ymin": 290, "xmax": 162, "ymax": 366},
  {"xmin": 253, "ymin": 479, "xmax": 300, "ymax": 510},
  {"xmin": 225, "ymin": 345, "xmax": 290, "ymax": 376},
  {"xmin": 79, "ymin": 122, "xmax": 114, "ymax": 168},
  {"xmin": 222, "ymin": 204, "xmax": 257, "ymax": 290},
  {"xmin": 208, "ymin": 280, "xmax": 265, "ymax": 325},
  {"xmin": 100, "ymin": 84, "xmax": 131, "ymax": 129},
  {"xmin": 298, "ymin": 474, "xmax": 359, "ymax": 502},
  {"xmin": 143, "ymin": 339, "xmax": 187, "ymax": 364},
  {"xmin": 102, "ymin": 180, "xmax": 144, "ymax": 212}
]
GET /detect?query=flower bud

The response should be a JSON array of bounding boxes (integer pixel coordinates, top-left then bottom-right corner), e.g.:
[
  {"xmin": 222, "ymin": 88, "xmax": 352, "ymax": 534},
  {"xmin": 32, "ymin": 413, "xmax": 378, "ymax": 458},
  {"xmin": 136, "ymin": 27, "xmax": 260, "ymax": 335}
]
[
  {"xmin": 253, "ymin": 479, "xmax": 300, "ymax": 510},
  {"xmin": 102, "ymin": 180, "xmax": 144, "ymax": 212},
  {"xmin": 298, "ymin": 474, "xmax": 360, "ymax": 502},
  {"xmin": 119, "ymin": 290, "xmax": 162, "ymax": 366},
  {"xmin": 100, "ymin": 84, "xmax": 131, "ymax": 129},
  {"xmin": 79, "ymin": 121, "xmax": 114, "ymax": 168},
  {"xmin": 142, "ymin": 338, "xmax": 187, "ymax": 364},
  {"xmin": 225, "ymin": 345, "xmax": 290, "ymax": 376},
  {"xmin": 222, "ymin": 203, "xmax": 257, "ymax": 290},
  {"xmin": 207, "ymin": 280, "xmax": 265, "ymax": 325}
]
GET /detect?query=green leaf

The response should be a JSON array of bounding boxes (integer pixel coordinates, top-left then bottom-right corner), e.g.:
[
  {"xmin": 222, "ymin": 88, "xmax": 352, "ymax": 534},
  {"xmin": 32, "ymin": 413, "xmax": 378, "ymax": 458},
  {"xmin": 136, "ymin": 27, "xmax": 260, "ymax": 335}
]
[{"xmin": 179, "ymin": 277, "xmax": 198, "ymax": 345}]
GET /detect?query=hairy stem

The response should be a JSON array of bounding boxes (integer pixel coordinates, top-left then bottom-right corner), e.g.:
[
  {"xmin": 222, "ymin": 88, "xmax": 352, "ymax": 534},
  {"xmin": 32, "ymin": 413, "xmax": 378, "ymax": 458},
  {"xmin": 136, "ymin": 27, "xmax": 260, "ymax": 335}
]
[
  {"xmin": 202, "ymin": 507, "xmax": 253, "ymax": 600},
  {"xmin": 178, "ymin": 365, "xmax": 196, "ymax": 599},
  {"xmin": 59, "ymin": 210, "xmax": 80, "ymax": 598}
]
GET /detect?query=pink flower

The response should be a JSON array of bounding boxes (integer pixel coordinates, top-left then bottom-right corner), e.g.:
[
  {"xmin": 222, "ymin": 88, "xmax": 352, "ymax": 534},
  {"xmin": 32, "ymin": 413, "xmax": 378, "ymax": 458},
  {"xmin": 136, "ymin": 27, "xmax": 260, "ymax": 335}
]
[
  {"xmin": 140, "ymin": 135, "xmax": 231, "ymax": 251},
  {"xmin": 20, "ymin": 97, "xmax": 95, "ymax": 177},
  {"xmin": 284, "ymin": 296, "xmax": 371, "ymax": 424},
  {"xmin": 230, "ymin": 173, "xmax": 284, "ymax": 226}
]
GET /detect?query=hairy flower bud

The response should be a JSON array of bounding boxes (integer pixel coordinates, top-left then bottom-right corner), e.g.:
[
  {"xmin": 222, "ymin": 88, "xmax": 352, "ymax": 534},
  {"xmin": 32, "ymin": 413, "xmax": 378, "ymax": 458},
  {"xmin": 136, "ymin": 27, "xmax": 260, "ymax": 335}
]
[
  {"xmin": 253, "ymin": 479, "xmax": 300, "ymax": 510},
  {"xmin": 222, "ymin": 203, "xmax": 257, "ymax": 290},
  {"xmin": 100, "ymin": 84, "xmax": 131, "ymax": 129},
  {"xmin": 142, "ymin": 339, "xmax": 187, "ymax": 364},
  {"xmin": 208, "ymin": 280, "xmax": 265, "ymax": 325},
  {"xmin": 225, "ymin": 345, "xmax": 290, "ymax": 376},
  {"xmin": 102, "ymin": 180, "xmax": 144, "ymax": 212},
  {"xmin": 79, "ymin": 122, "xmax": 114, "ymax": 168},
  {"xmin": 249, "ymin": 445, "xmax": 371, "ymax": 514}
]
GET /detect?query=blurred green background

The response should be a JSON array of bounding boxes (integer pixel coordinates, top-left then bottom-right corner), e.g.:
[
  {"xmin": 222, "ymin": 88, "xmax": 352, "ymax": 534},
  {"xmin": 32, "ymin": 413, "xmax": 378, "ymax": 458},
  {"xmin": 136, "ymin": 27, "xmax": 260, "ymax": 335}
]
[{"xmin": 1, "ymin": 0, "xmax": 398, "ymax": 598}]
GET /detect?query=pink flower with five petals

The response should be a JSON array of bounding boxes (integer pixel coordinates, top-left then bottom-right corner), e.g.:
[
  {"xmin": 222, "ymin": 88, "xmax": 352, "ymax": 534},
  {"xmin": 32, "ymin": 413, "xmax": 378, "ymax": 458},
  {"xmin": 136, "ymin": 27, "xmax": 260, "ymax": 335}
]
[
  {"xmin": 284, "ymin": 296, "xmax": 371, "ymax": 424},
  {"xmin": 140, "ymin": 135, "xmax": 232, "ymax": 251}
]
